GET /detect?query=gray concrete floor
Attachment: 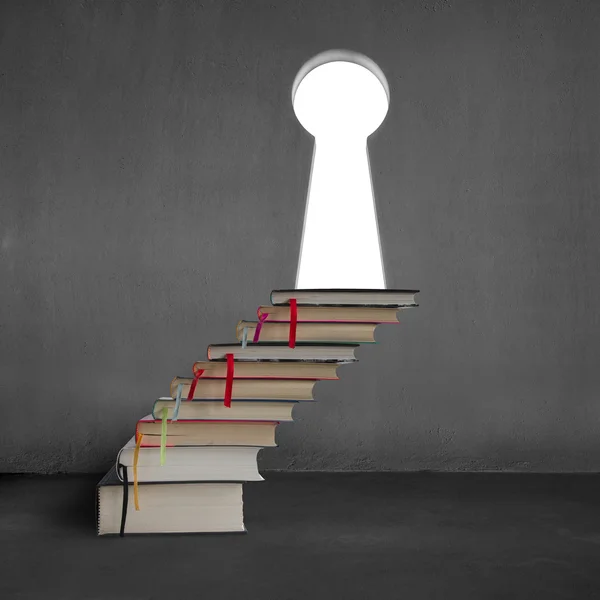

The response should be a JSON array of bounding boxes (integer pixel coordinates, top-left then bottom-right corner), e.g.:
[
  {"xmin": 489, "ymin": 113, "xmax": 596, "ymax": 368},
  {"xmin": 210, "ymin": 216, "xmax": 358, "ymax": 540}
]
[{"xmin": 1, "ymin": 472, "xmax": 600, "ymax": 599}]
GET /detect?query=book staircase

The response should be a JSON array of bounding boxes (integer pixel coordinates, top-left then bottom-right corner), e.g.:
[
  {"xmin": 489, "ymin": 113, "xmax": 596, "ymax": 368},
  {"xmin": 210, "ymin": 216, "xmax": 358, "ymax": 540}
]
[{"xmin": 97, "ymin": 288, "xmax": 419, "ymax": 535}]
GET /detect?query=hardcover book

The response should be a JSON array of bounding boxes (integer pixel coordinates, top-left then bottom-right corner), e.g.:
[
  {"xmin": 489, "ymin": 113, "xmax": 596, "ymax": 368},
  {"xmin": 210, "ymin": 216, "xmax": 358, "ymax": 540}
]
[
  {"xmin": 237, "ymin": 320, "xmax": 379, "ymax": 343},
  {"xmin": 169, "ymin": 376, "xmax": 316, "ymax": 401},
  {"xmin": 97, "ymin": 466, "xmax": 247, "ymax": 535},
  {"xmin": 136, "ymin": 416, "xmax": 279, "ymax": 447},
  {"xmin": 117, "ymin": 439, "xmax": 265, "ymax": 482},
  {"xmin": 270, "ymin": 288, "xmax": 419, "ymax": 307},
  {"xmin": 189, "ymin": 360, "xmax": 340, "ymax": 380},
  {"xmin": 207, "ymin": 343, "xmax": 358, "ymax": 362},
  {"xmin": 257, "ymin": 305, "xmax": 402, "ymax": 323},
  {"xmin": 152, "ymin": 398, "xmax": 297, "ymax": 421}
]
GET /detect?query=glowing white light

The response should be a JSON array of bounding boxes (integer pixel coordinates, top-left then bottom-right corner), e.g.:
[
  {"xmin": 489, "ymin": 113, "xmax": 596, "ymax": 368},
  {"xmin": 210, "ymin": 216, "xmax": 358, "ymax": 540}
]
[{"xmin": 293, "ymin": 58, "xmax": 389, "ymax": 289}]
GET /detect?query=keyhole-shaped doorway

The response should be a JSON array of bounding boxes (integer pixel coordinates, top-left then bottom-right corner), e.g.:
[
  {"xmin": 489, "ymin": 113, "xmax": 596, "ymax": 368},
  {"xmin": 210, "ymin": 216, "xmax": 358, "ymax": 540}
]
[{"xmin": 293, "ymin": 50, "xmax": 389, "ymax": 289}]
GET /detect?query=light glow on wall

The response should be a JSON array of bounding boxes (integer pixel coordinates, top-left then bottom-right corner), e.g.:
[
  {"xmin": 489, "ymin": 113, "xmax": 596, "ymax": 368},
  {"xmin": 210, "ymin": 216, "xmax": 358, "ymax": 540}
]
[{"xmin": 293, "ymin": 58, "xmax": 389, "ymax": 289}]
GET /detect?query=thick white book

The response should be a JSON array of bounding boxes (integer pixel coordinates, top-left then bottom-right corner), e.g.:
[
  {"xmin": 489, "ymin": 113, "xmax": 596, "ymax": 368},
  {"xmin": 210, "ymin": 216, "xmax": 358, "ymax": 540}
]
[
  {"xmin": 96, "ymin": 467, "xmax": 246, "ymax": 535},
  {"xmin": 116, "ymin": 437, "xmax": 264, "ymax": 482}
]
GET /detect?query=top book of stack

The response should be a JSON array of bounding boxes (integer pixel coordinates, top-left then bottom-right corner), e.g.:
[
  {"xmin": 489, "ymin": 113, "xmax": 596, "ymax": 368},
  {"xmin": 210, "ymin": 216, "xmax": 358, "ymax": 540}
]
[{"xmin": 270, "ymin": 289, "xmax": 419, "ymax": 307}]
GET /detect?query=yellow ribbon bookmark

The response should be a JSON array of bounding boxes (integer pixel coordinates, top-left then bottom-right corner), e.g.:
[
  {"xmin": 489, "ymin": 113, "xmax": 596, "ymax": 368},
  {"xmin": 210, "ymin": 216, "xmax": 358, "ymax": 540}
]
[
  {"xmin": 133, "ymin": 433, "xmax": 143, "ymax": 511},
  {"xmin": 160, "ymin": 407, "xmax": 168, "ymax": 466}
]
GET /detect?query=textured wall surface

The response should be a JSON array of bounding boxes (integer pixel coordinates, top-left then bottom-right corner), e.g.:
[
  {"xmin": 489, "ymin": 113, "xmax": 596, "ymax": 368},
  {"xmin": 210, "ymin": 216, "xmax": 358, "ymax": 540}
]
[{"xmin": 2, "ymin": 0, "xmax": 600, "ymax": 473}]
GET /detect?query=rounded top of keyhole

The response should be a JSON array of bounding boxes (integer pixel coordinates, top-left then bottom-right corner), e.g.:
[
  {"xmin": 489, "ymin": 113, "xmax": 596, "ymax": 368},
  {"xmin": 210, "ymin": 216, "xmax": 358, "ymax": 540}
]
[{"xmin": 292, "ymin": 51, "xmax": 389, "ymax": 140}]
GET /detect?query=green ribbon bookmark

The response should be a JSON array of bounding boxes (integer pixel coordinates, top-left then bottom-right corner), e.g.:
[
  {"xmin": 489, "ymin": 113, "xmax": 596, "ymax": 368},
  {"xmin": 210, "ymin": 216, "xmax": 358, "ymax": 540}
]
[{"xmin": 160, "ymin": 407, "xmax": 168, "ymax": 466}]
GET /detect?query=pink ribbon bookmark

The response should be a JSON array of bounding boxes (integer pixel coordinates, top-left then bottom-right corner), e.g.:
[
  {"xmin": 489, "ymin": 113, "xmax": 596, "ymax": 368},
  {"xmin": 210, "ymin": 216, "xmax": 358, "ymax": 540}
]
[{"xmin": 253, "ymin": 312, "xmax": 269, "ymax": 343}]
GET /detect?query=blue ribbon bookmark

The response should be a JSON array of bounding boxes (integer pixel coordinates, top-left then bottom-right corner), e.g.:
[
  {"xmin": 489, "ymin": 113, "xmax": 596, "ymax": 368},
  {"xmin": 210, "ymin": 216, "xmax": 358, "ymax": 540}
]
[{"xmin": 172, "ymin": 383, "xmax": 183, "ymax": 422}]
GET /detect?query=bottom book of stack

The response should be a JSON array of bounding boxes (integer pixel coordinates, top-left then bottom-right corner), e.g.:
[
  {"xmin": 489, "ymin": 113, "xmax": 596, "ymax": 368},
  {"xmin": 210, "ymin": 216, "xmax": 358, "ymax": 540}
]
[{"xmin": 97, "ymin": 438, "xmax": 264, "ymax": 535}]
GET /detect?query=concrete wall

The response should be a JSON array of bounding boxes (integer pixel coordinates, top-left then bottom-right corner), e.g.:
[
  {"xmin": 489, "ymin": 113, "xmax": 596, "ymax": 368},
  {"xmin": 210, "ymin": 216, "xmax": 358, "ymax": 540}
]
[{"xmin": 2, "ymin": 0, "xmax": 600, "ymax": 473}]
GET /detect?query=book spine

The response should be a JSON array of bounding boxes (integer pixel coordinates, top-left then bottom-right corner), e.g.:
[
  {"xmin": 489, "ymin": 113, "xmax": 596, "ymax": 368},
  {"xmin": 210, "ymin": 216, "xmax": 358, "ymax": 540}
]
[{"xmin": 95, "ymin": 483, "xmax": 101, "ymax": 536}]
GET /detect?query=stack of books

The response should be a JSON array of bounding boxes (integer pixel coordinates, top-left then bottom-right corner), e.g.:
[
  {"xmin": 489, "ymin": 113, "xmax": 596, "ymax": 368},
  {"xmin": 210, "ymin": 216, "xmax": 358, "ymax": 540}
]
[{"xmin": 97, "ymin": 288, "xmax": 419, "ymax": 535}]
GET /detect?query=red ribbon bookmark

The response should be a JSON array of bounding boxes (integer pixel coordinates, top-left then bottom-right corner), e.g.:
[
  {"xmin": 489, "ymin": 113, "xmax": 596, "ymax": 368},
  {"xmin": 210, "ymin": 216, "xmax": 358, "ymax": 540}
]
[
  {"xmin": 289, "ymin": 298, "xmax": 297, "ymax": 349},
  {"xmin": 224, "ymin": 353, "xmax": 234, "ymax": 408},
  {"xmin": 186, "ymin": 368, "xmax": 205, "ymax": 401}
]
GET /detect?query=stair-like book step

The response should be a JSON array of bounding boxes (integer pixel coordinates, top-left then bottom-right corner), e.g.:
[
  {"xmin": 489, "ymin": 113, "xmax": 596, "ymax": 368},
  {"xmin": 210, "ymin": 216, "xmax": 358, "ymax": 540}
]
[
  {"xmin": 169, "ymin": 376, "xmax": 316, "ymax": 401},
  {"xmin": 189, "ymin": 360, "xmax": 340, "ymax": 380},
  {"xmin": 257, "ymin": 305, "xmax": 401, "ymax": 323},
  {"xmin": 207, "ymin": 343, "xmax": 359, "ymax": 363},
  {"xmin": 237, "ymin": 320, "xmax": 379, "ymax": 344},
  {"xmin": 270, "ymin": 288, "xmax": 419, "ymax": 307}
]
